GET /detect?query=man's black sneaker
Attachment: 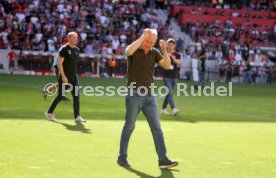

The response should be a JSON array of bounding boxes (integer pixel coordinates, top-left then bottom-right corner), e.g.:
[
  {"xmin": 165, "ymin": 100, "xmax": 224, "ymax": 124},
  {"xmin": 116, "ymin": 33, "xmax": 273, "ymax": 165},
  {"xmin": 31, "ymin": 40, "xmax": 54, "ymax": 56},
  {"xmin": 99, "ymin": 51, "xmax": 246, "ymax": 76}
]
[
  {"xmin": 117, "ymin": 156, "xmax": 131, "ymax": 168},
  {"xmin": 159, "ymin": 159, "xmax": 178, "ymax": 169}
]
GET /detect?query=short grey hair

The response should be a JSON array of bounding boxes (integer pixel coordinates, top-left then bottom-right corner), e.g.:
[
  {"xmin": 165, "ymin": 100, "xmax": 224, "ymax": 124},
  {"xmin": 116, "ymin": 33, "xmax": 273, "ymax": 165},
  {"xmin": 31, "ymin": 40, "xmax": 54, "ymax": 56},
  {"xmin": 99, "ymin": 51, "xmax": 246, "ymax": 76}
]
[{"xmin": 67, "ymin": 31, "xmax": 78, "ymax": 38}]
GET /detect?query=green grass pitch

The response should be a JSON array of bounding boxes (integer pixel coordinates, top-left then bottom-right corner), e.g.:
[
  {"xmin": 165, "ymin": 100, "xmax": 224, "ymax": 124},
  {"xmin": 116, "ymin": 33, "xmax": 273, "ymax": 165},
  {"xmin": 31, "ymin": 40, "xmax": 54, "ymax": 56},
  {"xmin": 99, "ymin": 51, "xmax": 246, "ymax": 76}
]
[{"xmin": 0, "ymin": 74, "xmax": 276, "ymax": 178}]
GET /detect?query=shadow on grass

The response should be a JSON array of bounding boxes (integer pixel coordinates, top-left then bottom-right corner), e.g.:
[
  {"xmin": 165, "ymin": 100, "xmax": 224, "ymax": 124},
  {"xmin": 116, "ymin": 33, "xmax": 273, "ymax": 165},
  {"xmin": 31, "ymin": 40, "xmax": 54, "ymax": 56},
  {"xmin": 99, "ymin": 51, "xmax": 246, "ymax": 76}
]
[
  {"xmin": 123, "ymin": 167, "xmax": 179, "ymax": 178},
  {"xmin": 53, "ymin": 121, "xmax": 92, "ymax": 134}
]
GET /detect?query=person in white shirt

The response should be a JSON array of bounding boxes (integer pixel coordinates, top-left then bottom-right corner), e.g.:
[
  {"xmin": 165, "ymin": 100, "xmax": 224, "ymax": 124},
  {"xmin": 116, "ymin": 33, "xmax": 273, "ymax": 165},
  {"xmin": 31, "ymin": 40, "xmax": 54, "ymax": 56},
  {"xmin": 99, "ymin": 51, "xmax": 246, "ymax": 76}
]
[
  {"xmin": 112, "ymin": 36, "xmax": 120, "ymax": 53},
  {"xmin": 234, "ymin": 50, "xmax": 243, "ymax": 65}
]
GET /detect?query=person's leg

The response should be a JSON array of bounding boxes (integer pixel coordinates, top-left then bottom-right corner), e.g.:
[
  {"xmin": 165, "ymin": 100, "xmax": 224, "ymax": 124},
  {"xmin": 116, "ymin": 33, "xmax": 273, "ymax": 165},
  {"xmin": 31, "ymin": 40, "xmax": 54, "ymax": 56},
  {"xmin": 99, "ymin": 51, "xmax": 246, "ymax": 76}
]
[
  {"xmin": 9, "ymin": 62, "xmax": 11, "ymax": 72},
  {"xmin": 9, "ymin": 61, "xmax": 14, "ymax": 74},
  {"xmin": 119, "ymin": 93, "xmax": 145, "ymax": 158},
  {"xmin": 269, "ymin": 73, "xmax": 272, "ymax": 84},
  {"xmin": 111, "ymin": 67, "xmax": 115, "ymax": 78},
  {"xmin": 248, "ymin": 72, "xmax": 253, "ymax": 83},
  {"xmin": 142, "ymin": 95, "xmax": 167, "ymax": 161},
  {"xmin": 162, "ymin": 78, "xmax": 171, "ymax": 110},
  {"xmin": 245, "ymin": 72, "xmax": 250, "ymax": 83},
  {"xmin": 201, "ymin": 72, "xmax": 205, "ymax": 86},
  {"xmin": 11, "ymin": 62, "xmax": 14, "ymax": 73},
  {"xmin": 70, "ymin": 79, "xmax": 80, "ymax": 118},
  {"xmin": 242, "ymin": 72, "xmax": 247, "ymax": 83},
  {"xmin": 198, "ymin": 71, "xmax": 203, "ymax": 86},
  {"xmin": 226, "ymin": 72, "xmax": 229, "ymax": 82},
  {"xmin": 226, "ymin": 72, "xmax": 228, "ymax": 82},
  {"xmin": 47, "ymin": 79, "xmax": 63, "ymax": 113},
  {"xmin": 263, "ymin": 73, "xmax": 267, "ymax": 84},
  {"xmin": 267, "ymin": 73, "xmax": 271, "ymax": 84},
  {"xmin": 109, "ymin": 67, "xmax": 112, "ymax": 78},
  {"xmin": 71, "ymin": 79, "xmax": 85, "ymax": 123},
  {"xmin": 252, "ymin": 72, "xmax": 256, "ymax": 83},
  {"xmin": 168, "ymin": 79, "xmax": 176, "ymax": 110},
  {"xmin": 142, "ymin": 95, "xmax": 179, "ymax": 168},
  {"xmin": 261, "ymin": 73, "xmax": 265, "ymax": 84}
]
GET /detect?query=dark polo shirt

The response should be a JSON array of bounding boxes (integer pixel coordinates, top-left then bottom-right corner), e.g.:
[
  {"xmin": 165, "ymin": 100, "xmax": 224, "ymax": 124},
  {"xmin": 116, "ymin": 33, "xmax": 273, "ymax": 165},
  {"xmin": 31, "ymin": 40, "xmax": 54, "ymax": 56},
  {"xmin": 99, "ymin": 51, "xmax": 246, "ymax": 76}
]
[
  {"xmin": 127, "ymin": 47, "xmax": 163, "ymax": 89},
  {"xmin": 59, "ymin": 44, "xmax": 80, "ymax": 81}
]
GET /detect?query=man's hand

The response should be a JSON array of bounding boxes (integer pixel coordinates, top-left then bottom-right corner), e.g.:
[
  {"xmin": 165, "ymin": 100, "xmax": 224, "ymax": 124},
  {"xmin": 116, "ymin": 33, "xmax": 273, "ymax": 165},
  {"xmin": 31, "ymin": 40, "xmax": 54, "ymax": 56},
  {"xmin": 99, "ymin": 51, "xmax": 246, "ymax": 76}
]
[
  {"xmin": 169, "ymin": 53, "xmax": 175, "ymax": 61},
  {"xmin": 159, "ymin": 40, "xmax": 167, "ymax": 52},
  {"xmin": 125, "ymin": 28, "xmax": 154, "ymax": 56},
  {"xmin": 62, "ymin": 76, "xmax": 68, "ymax": 84}
]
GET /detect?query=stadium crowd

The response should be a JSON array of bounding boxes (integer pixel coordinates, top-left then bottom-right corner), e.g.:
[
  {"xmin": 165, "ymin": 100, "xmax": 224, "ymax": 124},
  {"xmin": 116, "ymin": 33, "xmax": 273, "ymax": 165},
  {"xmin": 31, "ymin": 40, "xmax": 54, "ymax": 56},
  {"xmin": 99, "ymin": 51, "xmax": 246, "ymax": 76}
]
[
  {"xmin": 167, "ymin": 0, "xmax": 275, "ymax": 83},
  {"xmin": 169, "ymin": 0, "xmax": 276, "ymax": 11},
  {"xmin": 0, "ymin": 0, "xmax": 275, "ymax": 83},
  {"xmin": 0, "ymin": 0, "xmax": 172, "ymax": 55},
  {"xmin": 178, "ymin": 7, "xmax": 275, "ymax": 45}
]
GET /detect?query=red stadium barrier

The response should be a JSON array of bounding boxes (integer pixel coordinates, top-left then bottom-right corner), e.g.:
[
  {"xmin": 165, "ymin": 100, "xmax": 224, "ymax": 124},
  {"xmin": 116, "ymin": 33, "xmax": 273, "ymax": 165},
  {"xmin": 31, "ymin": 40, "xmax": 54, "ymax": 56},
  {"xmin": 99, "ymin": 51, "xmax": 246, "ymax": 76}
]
[
  {"xmin": 178, "ymin": 13, "xmax": 275, "ymax": 27},
  {"xmin": 171, "ymin": 5, "xmax": 276, "ymax": 17}
]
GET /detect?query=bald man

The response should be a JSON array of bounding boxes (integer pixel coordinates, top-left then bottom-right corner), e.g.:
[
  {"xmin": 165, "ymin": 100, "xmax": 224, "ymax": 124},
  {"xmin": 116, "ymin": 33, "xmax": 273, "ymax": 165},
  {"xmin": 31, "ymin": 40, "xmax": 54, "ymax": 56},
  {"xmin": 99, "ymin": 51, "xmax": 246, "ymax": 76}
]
[
  {"xmin": 117, "ymin": 28, "xmax": 178, "ymax": 169},
  {"xmin": 45, "ymin": 32, "xmax": 86, "ymax": 124}
]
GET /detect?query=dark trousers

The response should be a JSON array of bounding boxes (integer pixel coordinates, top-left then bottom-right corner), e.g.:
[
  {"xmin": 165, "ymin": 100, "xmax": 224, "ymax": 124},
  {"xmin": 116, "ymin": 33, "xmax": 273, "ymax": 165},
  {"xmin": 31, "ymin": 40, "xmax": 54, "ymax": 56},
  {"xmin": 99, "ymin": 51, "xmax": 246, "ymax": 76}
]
[
  {"xmin": 197, "ymin": 71, "xmax": 205, "ymax": 86},
  {"xmin": 48, "ymin": 77, "xmax": 80, "ymax": 118},
  {"xmin": 226, "ymin": 71, "xmax": 232, "ymax": 82},
  {"xmin": 109, "ymin": 67, "xmax": 114, "ymax": 77},
  {"xmin": 266, "ymin": 72, "xmax": 272, "ymax": 84}
]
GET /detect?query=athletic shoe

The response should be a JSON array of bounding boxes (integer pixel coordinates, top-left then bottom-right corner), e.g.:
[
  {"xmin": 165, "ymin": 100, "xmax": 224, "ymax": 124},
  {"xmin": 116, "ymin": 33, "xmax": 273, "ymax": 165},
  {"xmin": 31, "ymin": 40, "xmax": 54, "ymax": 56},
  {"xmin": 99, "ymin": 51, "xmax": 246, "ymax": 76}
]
[
  {"xmin": 75, "ymin": 116, "xmax": 86, "ymax": 124},
  {"xmin": 44, "ymin": 111, "xmax": 57, "ymax": 121},
  {"xmin": 117, "ymin": 156, "xmax": 131, "ymax": 168},
  {"xmin": 159, "ymin": 159, "xmax": 178, "ymax": 169},
  {"xmin": 42, "ymin": 90, "xmax": 48, "ymax": 100},
  {"xmin": 160, "ymin": 109, "xmax": 170, "ymax": 115},
  {"xmin": 172, "ymin": 108, "xmax": 179, "ymax": 116}
]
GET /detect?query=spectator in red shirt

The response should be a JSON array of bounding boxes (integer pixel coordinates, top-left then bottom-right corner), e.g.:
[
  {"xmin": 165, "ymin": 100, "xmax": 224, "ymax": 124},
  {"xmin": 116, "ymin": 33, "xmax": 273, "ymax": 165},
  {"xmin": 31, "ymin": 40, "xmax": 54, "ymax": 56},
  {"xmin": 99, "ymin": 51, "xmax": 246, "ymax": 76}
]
[{"xmin": 7, "ymin": 49, "xmax": 16, "ymax": 74}]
